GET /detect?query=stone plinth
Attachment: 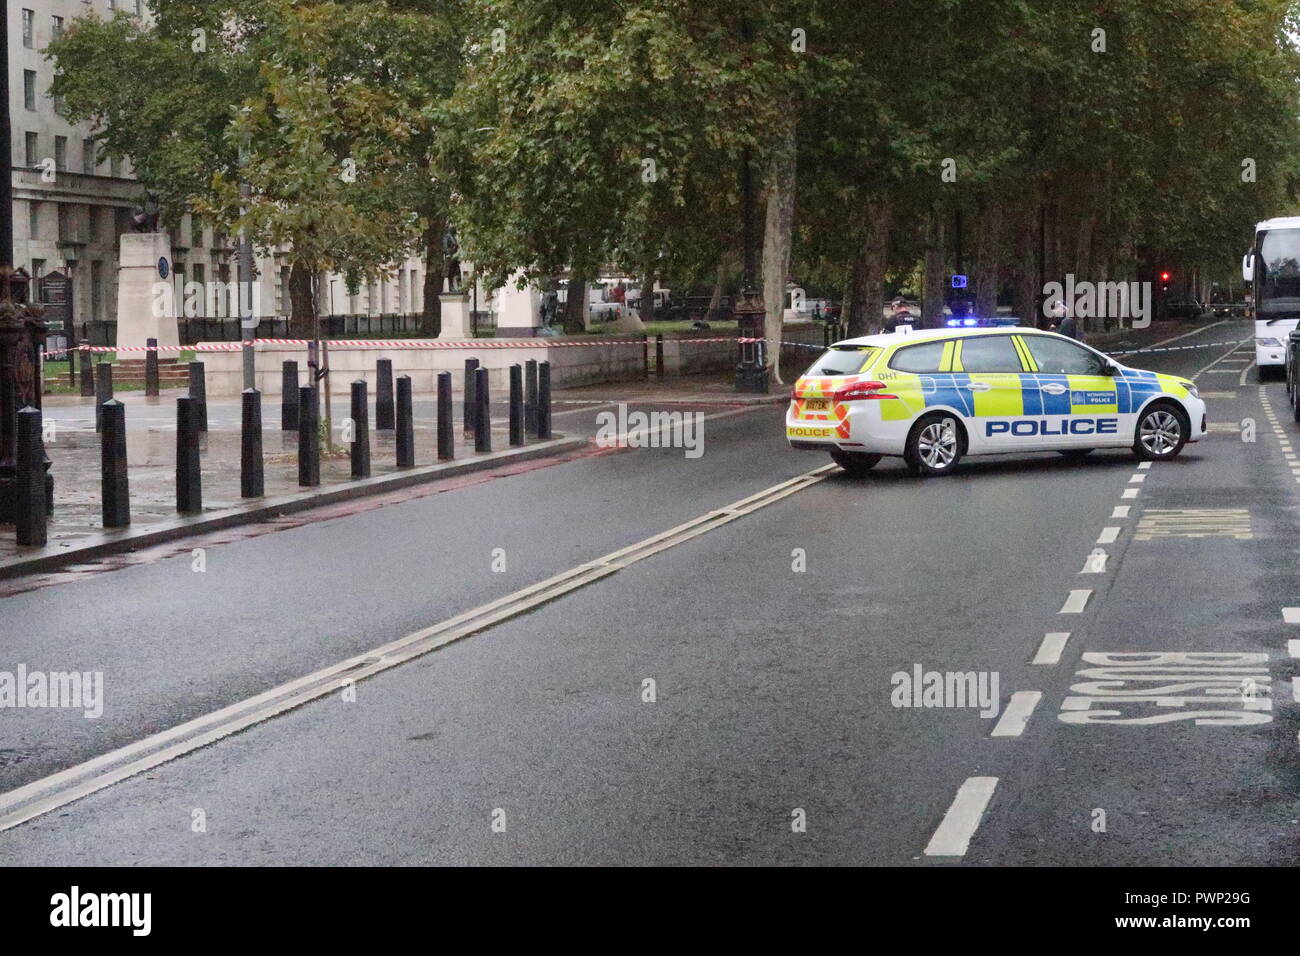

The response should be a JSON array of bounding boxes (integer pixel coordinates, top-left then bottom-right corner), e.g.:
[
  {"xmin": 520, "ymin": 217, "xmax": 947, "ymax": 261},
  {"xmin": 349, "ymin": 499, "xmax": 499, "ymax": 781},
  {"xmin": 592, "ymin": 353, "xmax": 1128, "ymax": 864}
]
[{"xmin": 115, "ymin": 233, "xmax": 179, "ymax": 350}]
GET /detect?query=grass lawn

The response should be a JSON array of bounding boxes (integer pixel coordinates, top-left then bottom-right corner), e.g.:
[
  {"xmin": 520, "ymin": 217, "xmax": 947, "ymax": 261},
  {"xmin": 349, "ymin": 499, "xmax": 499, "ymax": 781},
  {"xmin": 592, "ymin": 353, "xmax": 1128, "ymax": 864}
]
[{"xmin": 42, "ymin": 350, "xmax": 198, "ymax": 394}]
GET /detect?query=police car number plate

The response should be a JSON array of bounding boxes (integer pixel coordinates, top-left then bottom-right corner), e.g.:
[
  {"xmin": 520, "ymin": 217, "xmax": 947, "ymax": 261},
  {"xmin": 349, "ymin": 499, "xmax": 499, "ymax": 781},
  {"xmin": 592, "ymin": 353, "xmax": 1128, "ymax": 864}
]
[{"xmin": 803, "ymin": 399, "xmax": 829, "ymax": 411}]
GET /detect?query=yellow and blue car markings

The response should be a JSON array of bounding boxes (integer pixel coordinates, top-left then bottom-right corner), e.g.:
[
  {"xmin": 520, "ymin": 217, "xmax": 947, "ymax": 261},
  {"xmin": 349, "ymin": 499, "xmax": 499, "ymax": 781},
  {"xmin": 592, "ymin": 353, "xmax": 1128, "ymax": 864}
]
[{"xmin": 790, "ymin": 329, "xmax": 1200, "ymax": 445}]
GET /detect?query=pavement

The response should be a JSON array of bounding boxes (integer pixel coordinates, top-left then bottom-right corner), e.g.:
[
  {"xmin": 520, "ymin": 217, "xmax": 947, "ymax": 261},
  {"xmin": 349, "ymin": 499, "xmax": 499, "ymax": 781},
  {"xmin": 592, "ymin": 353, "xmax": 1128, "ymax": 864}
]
[
  {"xmin": 4, "ymin": 317, "xmax": 1296, "ymax": 865},
  {"xmin": 0, "ymin": 390, "xmax": 584, "ymax": 575}
]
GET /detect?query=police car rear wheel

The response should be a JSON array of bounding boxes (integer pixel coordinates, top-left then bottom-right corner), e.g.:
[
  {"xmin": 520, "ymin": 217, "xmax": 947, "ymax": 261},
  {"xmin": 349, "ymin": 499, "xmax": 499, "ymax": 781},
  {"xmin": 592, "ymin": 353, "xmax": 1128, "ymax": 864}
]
[
  {"xmin": 906, "ymin": 414, "xmax": 964, "ymax": 476},
  {"xmin": 1133, "ymin": 403, "xmax": 1188, "ymax": 460},
  {"xmin": 830, "ymin": 450, "xmax": 883, "ymax": 476}
]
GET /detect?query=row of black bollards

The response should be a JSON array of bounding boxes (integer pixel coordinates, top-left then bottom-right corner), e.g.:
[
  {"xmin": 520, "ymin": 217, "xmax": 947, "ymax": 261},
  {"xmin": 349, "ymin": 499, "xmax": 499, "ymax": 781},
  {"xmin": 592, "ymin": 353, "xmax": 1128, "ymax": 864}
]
[{"xmin": 12, "ymin": 355, "xmax": 556, "ymax": 549}]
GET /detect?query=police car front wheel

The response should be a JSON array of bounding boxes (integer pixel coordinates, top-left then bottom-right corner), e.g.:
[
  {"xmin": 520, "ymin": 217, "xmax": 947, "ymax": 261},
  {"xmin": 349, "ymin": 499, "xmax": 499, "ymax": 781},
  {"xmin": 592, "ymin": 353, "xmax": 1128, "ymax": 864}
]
[
  {"xmin": 905, "ymin": 413, "xmax": 965, "ymax": 476},
  {"xmin": 1133, "ymin": 403, "xmax": 1188, "ymax": 461}
]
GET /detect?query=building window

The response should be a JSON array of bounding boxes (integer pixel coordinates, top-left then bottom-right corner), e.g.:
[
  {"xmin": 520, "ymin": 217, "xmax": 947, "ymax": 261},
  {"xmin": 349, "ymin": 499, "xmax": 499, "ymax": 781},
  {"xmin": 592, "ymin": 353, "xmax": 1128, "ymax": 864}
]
[
  {"xmin": 22, "ymin": 9, "xmax": 34, "ymax": 48},
  {"xmin": 57, "ymin": 205, "xmax": 72, "ymax": 242},
  {"xmin": 23, "ymin": 71, "xmax": 36, "ymax": 111},
  {"xmin": 28, "ymin": 202, "xmax": 40, "ymax": 241},
  {"xmin": 52, "ymin": 16, "xmax": 64, "ymax": 41},
  {"xmin": 25, "ymin": 132, "xmax": 38, "ymax": 168},
  {"xmin": 54, "ymin": 136, "xmax": 67, "ymax": 171},
  {"xmin": 82, "ymin": 138, "xmax": 95, "ymax": 175},
  {"xmin": 190, "ymin": 217, "xmax": 203, "ymax": 249},
  {"xmin": 91, "ymin": 261, "xmax": 104, "ymax": 322}
]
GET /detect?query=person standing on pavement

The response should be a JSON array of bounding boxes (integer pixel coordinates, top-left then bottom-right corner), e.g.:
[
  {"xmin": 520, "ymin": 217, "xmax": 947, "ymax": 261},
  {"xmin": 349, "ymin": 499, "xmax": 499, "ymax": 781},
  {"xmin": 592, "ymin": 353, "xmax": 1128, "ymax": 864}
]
[{"xmin": 1050, "ymin": 299, "xmax": 1084, "ymax": 342}]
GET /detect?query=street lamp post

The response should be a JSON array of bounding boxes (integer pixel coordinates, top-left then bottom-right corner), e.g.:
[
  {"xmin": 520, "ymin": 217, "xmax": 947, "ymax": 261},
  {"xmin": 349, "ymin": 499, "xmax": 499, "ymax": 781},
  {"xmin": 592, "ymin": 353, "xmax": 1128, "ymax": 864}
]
[{"xmin": 0, "ymin": 0, "xmax": 52, "ymax": 523}]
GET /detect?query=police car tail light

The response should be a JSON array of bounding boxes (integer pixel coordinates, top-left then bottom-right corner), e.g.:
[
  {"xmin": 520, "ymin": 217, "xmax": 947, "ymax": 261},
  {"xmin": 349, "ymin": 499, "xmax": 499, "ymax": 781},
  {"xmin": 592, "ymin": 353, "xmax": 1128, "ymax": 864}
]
[{"xmin": 835, "ymin": 381, "xmax": 897, "ymax": 401}]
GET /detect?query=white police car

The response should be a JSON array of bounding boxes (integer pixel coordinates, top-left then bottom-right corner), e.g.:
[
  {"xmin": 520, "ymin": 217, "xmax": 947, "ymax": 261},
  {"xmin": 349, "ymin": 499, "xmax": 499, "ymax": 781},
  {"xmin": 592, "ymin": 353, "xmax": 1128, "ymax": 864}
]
[{"xmin": 787, "ymin": 327, "xmax": 1206, "ymax": 476}]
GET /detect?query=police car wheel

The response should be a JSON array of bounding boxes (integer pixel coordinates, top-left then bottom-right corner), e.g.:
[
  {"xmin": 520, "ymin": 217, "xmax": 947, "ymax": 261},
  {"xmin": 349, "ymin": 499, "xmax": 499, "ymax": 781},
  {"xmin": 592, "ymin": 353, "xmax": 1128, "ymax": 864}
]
[
  {"xmin": 905, "ymin": 414, "xmax": 964, "ymax": 476},
  {"xmin": 830, "ymin": 450, "xmax": 883, "ymax": 476},
  {"xmin": 1133, "ymin": 403, "xmax": 1188, "ymax": 461}
]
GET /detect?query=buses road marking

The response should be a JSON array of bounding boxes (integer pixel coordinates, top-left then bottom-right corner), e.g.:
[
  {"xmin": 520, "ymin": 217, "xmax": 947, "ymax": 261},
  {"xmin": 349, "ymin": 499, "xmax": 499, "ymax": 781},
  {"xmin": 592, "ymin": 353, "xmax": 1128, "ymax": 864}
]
[
  {"xmin": 1033, "ymin": 633, "xmax": 1071, "ymax": 665},
  {"xmin": 924, "ymin": 777, "xmax": 998, "ymax": 857},
  {"xmin": 0, "ymin": 464, "xmax": 838, "ymax": 834},
  {"xmin": 991, "ymin": 692, "xmax": 1042, "ymax": 738}
]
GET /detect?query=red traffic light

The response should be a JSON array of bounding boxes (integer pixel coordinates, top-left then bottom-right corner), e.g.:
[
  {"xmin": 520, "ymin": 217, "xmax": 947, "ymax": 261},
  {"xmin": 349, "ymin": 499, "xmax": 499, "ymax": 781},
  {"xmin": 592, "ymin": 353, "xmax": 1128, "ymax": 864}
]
[{"xmin": 1160, "ymin": 271, "xmax": 1171, "ymax": 282}]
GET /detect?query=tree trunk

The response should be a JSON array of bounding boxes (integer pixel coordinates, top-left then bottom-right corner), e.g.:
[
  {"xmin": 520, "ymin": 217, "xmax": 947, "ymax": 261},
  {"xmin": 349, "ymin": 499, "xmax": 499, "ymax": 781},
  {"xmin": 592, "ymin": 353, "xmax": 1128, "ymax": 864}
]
[
  {"xmin": 859, "ymin": 195, "xmax": 891, "ymax": 336},
  {"xmin": 640, "ymin": 268, "xmax": 656, "ymax": 325},
  {"xmin": 563, "ymin": 276, "xmax": 588, "ymax": 333},
  {"xmin": 1012, "ymin": 199, "xmax": 1041, "ymax": 328},
  {"xmin": 420, "ymin": 216, "xmax": 445, "ymax": 337},
  {"xmin": 973, "ymin": 198, "xmax": 1002, "ymax": 319},
  {"xmin": 288, "ymin": 260, "xmax": 316, "ymax": 338},
  {"xmin": 761, "ymin": 122, "xmax": 796, "ymax": 384},
  {"xmin": 706, "ymin": 260, "xmax": 726, "ymax": 321},
  {"xmin": 921, "ymin": 203, "xmax": 946, "ymax": 329}
]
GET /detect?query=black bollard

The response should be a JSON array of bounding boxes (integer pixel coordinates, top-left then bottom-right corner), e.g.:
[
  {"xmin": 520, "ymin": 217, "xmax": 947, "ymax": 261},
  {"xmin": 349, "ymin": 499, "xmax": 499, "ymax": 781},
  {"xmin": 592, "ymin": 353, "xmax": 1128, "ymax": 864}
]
[
  {"xmin": 281, "ymin": 360, "xmax": 300, "ymax": 431},
  {"xmin": 145, "ymin": 337, "xmax": 159, "ymax": 397},
  {"xmin": 655, "ymin": 333, "xmax": 664, "ymax": 378},
  {"xmin": 642, "ymin": 334, "xmax": 650, "ymax": 379},
  {"xmin": 375, "ymin": 358, "xmax": 395, "ymax": 431},
  {"xmin": 509, "ymin": 364, "xmax": 524, "ymax": 447},
  {"xmin": 474, "ymin": 366, "xmax": 491, "ymax": 452},
  {"xmin": 538, "ymin": 361, "xmax": 552, "ymax": 439},
  {"xmin": 79, "ymin": 345, "xmax": 94, "ymax": 396},
  {"xmin": 395, "ymin": 375, "xmax": 414, "ymax": 468},
  {"xmin": 176, "ymin": 396, "xmax": 202, "ymax": 514},
  {"xmin": 15, "ymin": 408, "xmax": 47, "ymax": 547},
  {"xmin": 101, "ymin": 400, "xmax": 130, "ymax": 528},
  {"xmin": 350, "ymin": 380, "xmax": 371, "ymax": 479},
  {"xmin": 67, "ymin": 343, "xmax": 77, "ymax": 390},
  {"xmin": 241, "ymin": 389, "xmax": 264, "ymax": 498},
  {"xmin": 437, "ymin": 371, "xmax": 454, "ymax": 461},
  {"xmin": 525, "ymin": 359, "xmax": 539, "ymax": 437},
  {"xmin": 463, "ymin": 357, "xmax": 479, "ymax": 436},
  {"xmin": 298, "ymin": 385, "xmax": 320, "ymax": 487},
  {"xmin": 188, "ymin": 361, "xmax": 208, "ymax": 432},
  {"xmin": 94, "ymin": 361, "xmax": 112, "ymax": 432}
]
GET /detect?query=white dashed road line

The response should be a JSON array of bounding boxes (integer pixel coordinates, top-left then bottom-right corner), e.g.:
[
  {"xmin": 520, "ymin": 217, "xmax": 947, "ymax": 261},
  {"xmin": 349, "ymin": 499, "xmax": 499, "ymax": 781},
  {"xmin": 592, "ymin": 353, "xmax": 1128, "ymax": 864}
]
[
  {"xmin": 1032, "ymin": 632, "xmax": 1071, "ymax": 665},
  {"xmin": 991, "ymin": 692, "xmax": 1042, "ymax": 738},
  {"xmin": 1287, "ymin": 639, "xmax": 1300, "ymax": 659},
  {"xmin": 1096, "ymin": 527, "xmax": 1121, "ymax": 544},
  {"xmin": 924, "ymin": 776, "xmax": 998, "ymax": 857},
  {"xmin": 1059, "ymin": 589, "xmax": 1092, "ymax": 614},
  {"xmin": 1283, "ymin": 608, "xmax": 1300, "ymax": 625},
  {"xmin": 1111, "ymin": 505, "xmax": 1130, "ymax": 519}
]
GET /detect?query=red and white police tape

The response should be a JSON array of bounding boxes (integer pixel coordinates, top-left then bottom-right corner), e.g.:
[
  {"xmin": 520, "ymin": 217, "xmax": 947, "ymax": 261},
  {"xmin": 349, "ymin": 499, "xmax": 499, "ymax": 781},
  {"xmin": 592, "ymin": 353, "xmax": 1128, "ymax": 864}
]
[{"xmin": 43, "ymin": 335, "xmax": 771, "ymax": 358}]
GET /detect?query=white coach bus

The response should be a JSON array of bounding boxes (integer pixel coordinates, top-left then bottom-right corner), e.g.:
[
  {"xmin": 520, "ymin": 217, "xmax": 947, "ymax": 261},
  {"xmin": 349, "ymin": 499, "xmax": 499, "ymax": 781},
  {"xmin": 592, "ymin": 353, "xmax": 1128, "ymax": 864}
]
[{"xmin": 1243, "ymin": 215, "xmax": 1300, "ymax": 379}]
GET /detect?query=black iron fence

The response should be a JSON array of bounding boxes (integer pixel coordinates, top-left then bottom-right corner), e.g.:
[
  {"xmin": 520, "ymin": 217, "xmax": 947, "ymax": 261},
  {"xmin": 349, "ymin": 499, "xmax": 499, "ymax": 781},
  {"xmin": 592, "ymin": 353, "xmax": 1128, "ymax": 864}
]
[{"xmin": 71, "ymin": 314, "xmax": 429, "ymax": 346}]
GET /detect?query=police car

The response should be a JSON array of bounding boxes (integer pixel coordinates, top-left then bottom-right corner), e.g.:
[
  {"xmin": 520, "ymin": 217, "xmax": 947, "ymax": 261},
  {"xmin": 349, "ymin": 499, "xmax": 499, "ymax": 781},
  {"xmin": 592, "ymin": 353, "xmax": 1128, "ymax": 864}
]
[{"xmin": 787, "ymin": 327, "xmax": 1206, "ymax": 476}]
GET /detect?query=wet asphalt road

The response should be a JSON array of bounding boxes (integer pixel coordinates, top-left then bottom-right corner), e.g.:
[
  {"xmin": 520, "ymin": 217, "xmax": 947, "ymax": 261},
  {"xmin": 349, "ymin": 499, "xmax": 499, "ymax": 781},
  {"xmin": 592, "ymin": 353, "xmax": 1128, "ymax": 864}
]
[{"xmin": 2, "ymin": 318, "xmax": 1298, "ymax": 865}]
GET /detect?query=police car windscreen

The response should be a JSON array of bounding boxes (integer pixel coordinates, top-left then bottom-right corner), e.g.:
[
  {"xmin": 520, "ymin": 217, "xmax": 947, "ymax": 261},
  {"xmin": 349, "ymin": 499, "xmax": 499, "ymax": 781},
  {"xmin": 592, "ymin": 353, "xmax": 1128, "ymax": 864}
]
[{"xmin": 810, "ymin": 347, "xmax": 879, "ymax": 377}]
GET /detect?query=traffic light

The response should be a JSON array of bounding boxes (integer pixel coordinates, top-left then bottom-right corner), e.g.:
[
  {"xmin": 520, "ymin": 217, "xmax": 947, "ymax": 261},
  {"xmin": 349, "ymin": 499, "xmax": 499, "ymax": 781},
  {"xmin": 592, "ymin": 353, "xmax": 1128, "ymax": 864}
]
[{"xmin": 1159, "ymin": 270, "xmax": 1171, "ymax": 293}]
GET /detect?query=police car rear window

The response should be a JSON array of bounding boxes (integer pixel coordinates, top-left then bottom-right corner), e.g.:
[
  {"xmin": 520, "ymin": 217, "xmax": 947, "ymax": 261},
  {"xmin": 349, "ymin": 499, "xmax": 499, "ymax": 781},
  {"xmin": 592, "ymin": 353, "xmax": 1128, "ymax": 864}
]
[
  {"xmin": 810, "ymin": 346, "xmax": 879, "ymax": 377},
  {"xmin": 890, "ymin": 340, "xmax": 946, "ymax": 373}
]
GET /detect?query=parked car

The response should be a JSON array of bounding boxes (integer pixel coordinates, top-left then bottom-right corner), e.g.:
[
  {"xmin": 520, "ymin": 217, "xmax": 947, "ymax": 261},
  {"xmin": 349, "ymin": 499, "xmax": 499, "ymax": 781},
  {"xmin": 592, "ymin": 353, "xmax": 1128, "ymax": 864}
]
[{"xmin": 1164, "ymin": 296, "xmax": 1205, "ymax": 319}]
